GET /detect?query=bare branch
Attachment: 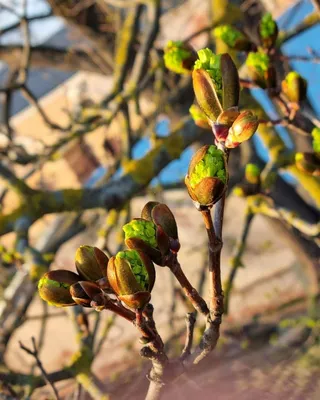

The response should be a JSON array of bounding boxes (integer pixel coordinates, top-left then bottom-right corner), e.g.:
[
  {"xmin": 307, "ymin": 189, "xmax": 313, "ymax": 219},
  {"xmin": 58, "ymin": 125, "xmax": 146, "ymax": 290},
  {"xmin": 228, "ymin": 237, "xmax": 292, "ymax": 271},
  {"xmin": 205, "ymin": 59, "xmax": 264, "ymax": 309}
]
[
  {"xmin": 20, "ymin": 85, "xmax": 70, "ymax": 131},
  {"xmin": 0, "ymin": 161, "xmax": 33, "ymax": 195},
  {"xmin": 224, "ymin": 211, "xmax": 254, "ymax": 314},
  {"xmin": 0, "ymin": 45, "xmax": 111, "ymax": 73},
  {"xmin": 0, "ymin": 117, "xmax": 204, "ymax": 236},
  {"xmin": 19, "ymin": 337, "xmax": 62, "ymax": 400},
  {"xmin": 278, "ymin": 11, "xmax": 320, "ymax": 44}
]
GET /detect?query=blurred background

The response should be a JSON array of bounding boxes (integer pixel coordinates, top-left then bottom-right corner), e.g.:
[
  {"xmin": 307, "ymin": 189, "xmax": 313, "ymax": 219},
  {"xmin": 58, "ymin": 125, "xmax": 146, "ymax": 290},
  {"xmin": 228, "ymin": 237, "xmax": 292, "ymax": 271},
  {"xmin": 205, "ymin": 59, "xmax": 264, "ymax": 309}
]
[{"xmin": 0, "ymin": 0, "xmax": 319, "ymax": 399}]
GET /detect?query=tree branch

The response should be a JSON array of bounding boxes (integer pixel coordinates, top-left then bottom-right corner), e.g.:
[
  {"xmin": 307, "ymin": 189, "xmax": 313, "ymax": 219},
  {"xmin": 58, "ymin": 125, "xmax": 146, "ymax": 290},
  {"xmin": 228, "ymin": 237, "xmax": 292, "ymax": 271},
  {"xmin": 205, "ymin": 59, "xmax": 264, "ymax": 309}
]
[
  {"xmin": 0, "ymin": 45, "xmax": 111, "ymax": 73},
  {"xmin": 278, "ymin": 11, "xmax": 320, "ymax": 45},
  {"xmin": 224, "ymin": 210, "xmax": 254, "ymax": 314},
  {"xmin": 19, "ymin": 337, "xmax": 61, "ymax": 400},
  {"xmin": 0, "ymin": 117, "xmax": 204, "ymax": 236}
]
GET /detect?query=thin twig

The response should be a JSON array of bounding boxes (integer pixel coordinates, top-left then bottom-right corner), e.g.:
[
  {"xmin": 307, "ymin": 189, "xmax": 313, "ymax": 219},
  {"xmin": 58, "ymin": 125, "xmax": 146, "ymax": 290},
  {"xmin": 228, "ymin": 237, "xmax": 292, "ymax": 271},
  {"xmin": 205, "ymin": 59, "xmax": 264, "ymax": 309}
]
[
  {"xmin": 94, "ymin": 315, "xmax": 116, "ymax": 357},
  {"xmin": 127, "ymin": 0, "xmax": 161, "ymax": 87},
  {"xmin": 20, "ymin": 85, "xmax": 70, "ymax": 131},
  {"xmin": 224, "ymin": 211, "xmax": 254, "ymax": 314},
  {"xmin": 19, "ymin": 337, "xmax": 61, "ymax": 400},
  {"xmin": 169, "ymin": 256, "xmax": 209, "ymax": 316}
]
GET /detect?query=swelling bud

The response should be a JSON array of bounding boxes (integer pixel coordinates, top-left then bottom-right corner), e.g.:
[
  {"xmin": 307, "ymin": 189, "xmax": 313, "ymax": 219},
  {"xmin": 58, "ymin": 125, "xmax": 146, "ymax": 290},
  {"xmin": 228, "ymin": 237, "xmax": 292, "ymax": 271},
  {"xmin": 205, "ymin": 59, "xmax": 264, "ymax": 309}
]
[
  {"xmin": 185, "ymin": 145, "xmax": 227, "ymax": 208},
  {"xmin": 107, "ymin": 250, "xmax": 155, "ymax": 309},
  {"xmin": 38, "ymin": 270, "xmax": 80, "ymax": 307},
  {"xmin": 281, "ymin": 71, "xmax": 307, "ymax": 103},
  {"xmin": 70, "ymin": 281, "xmax": 105, "ymax": 308},
  {"xmin": 164, "ymin": 40, "xmax": 197, "ymax": 74},
  {"xmin": 214, "ymin": 24, "xmax": 252, "ymax": 51},
  {"xmin": 225, "ymin": 110, "xmax": 259, "ymax": 148},
  {"xmin": 75, "ymin": 245, "xmax": 109, "ymax": 282},
  {"xmin": 258, "ymin": 13, "xmax": 278, "ymax": 49}
]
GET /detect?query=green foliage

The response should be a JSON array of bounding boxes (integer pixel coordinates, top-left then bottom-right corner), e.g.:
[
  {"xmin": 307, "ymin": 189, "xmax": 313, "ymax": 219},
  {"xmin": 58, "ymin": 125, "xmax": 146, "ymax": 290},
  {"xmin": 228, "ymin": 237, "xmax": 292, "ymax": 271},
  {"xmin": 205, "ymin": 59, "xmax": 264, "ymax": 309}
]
[
  {"xmin": 259, "ymin": 13, "xmax": 277, "ymax": 38},
  {"xmin": 189, "ymin": 145, "xmax": 226, "ymax": 188},
  {"xmin": 246, "ymin": 52, "xmax": 270, "ymax": 75},
  {"xmin": 38, "ymin": 276, "xmax": 68, "ymax": 290},
  {"xmin": 194, "ymin": 49, "xmax": 222, "ymax": 98},
  {"xmin": 285, "ymin": 71, "xmax": 301, "ymax": 84},
  {"xmin": 246, "ymin": 163, "xmax": 260, "ymax": 178},
  {"xmin": 116, "ymin": 250, "xmax": 149, "ymax": 289},
  {"xmin": 245, "ymin": 163, "xmax": 261, "ymax": 184},
  {"xmin": 123, "ymin": 219, "xmax": 157, "ymax": 248},
  {"xmin": 164, "ymin": 40, "xmax": 194, "ymax": 74},
  {"xmin": 38, "ymin": 276, "xmax": 70, "ymax": 306},
  {"xmin": 213, "ymin": 24, "xmax": 244, "ymax": 47}
]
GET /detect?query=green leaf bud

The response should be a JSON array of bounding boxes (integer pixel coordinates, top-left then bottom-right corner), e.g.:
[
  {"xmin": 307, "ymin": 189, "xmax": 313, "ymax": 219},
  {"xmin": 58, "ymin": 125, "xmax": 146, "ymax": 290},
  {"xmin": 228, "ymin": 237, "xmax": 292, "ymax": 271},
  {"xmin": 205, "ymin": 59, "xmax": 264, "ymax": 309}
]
[
  {"xmin": 281, "ymin": 71, "xmax": 307, "ymax": 103},
  {"xmin": 226, "ymin": 110, "xmax": 259, "ymax": 148},
  {"xmin": 194, "ymin": 49, "xmax": 222, "ymax": 101},
  {"xmin": 164, "ymin": 40, "xmax": 197, "ymax": 74},
  {"xmin": 107, "ymin": 250, "xmax": 155, "ymax": 309},
  {"xmin": 214, "ymin": 24, "xmax": 251, "ymax": 51},
  {"xmin": 185, "ymin": 145, "xmax": 227, "ymax": 208},
  {"xmin": 246, "ymin": 52, "xmax": 271, "ymax": 88},
  {"xmin": 258, "ymin": 13, "xmax": 278, "ymax": 49},
  {"xmin": 245, "ymin": 163, "xmax": 261, "ymax": 184},
  {"xmin": 38, "ymin": 270, "xmax": 80, "ymax": 307},
  {"xmin": 75, "ymin": 245, "xmax": 109, "ymax": 282},
  {"xmin": 123, "ymin": 219, "xmax": 157, "ymax": 248}
]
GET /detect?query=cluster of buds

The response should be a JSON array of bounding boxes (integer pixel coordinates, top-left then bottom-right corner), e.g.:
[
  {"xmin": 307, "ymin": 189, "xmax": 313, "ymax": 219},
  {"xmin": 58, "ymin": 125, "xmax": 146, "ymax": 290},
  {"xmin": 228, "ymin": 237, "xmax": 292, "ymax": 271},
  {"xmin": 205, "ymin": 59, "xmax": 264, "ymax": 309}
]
[
  {"xmin": 123, "ymin": 202, "xmax": 180, "ymax": 266},
  {"xmin": 38, "ymin": 244, "xmax": 155, "ymax": 310},
  {"xmin": 233, "ymin": 163, "xmax": 261, "ymax": 197},
  {"xmin": 38, "ymin": 246, "xmax": 110, "ymax": 309},
  {"xmin": 185, "ymin": 145, "xmax": 227, "ymax": 208},
  {"xmin": 191, "ymin": 48, "xmax": 259, "ymax": 148},
  {"xmin": 38, "ymin": 202, "xmax": 180, "ymax": 310},
  {"xmin": 258, "ymin": 13, "xmax": 278, "ymax": 49},
  {"xmin": 163, "ymin": 40, "xmax": 197, "ymax": 75},
  {"xmin": 281, "ymin": 72, "xmax": 307, "ymax": 103},
  {"xmin": 213, "ymin": 24, "xmax": 252, "ymax": 51}
]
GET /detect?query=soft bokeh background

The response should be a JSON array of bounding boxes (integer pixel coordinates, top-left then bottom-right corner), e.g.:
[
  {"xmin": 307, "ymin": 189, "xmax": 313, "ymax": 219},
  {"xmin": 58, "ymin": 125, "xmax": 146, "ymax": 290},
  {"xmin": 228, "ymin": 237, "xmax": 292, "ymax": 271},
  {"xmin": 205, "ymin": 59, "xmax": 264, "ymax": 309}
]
[{"xmin": 0, "ymin": 1, "xmax": 319, "ymax": 399}]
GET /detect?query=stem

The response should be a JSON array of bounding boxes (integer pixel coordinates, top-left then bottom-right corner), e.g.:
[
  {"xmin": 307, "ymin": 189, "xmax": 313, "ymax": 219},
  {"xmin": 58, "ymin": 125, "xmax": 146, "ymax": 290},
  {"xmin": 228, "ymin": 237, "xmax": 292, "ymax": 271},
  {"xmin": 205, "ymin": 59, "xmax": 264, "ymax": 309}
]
[
  {"xmin": 182, "ymin": 205, "xmax": 226, "ymax": 365},
  {"xmin": 145, "ymin": 358, "xmax": 165, "ymax": 400},
  {"xmin": 19, "ymin": 337, "xmax": 61, "ymax": 400},
  {"xmin": 135, "ymin": 305, "xmax": 168, "ymax": 400},
  {"xmin": 170, "ymin": 257, "xmax": 209, "ymax": 316},
  {"xmin": 201, "ymin": 208, "xmax": 224, "ymax": 321},
  {"xmin": 104, "ymin": 301, "xmax": 135, "ymax": 322}
]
